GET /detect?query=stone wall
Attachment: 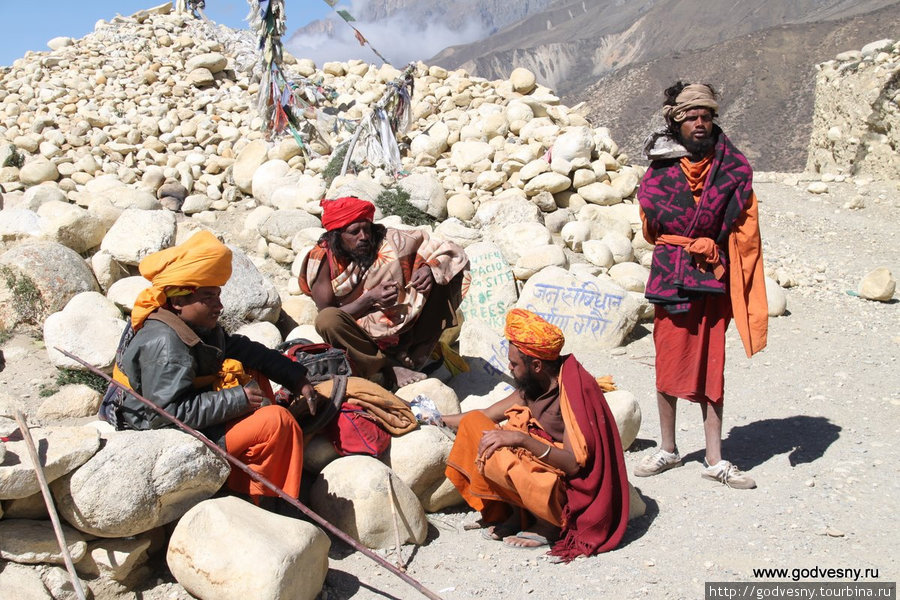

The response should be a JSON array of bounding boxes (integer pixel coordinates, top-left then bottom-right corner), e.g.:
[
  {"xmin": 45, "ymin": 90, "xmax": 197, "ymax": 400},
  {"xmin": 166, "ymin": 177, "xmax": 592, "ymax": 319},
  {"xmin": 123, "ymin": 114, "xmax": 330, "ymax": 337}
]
[{"xmin": 806, "ymin": 38, "xmax": 900, "ymax": 180}]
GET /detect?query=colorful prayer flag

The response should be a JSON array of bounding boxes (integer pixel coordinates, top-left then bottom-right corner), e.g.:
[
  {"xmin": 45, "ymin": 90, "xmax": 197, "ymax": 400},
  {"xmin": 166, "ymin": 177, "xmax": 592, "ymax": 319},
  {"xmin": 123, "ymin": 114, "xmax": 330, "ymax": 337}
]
[
  {"xmin": 337, "ymin": 9, "xmax": 355, "ymax": 22},
  {"xmin": 354, "ymin": 28, "xmax": 366, "ymax": 46}
]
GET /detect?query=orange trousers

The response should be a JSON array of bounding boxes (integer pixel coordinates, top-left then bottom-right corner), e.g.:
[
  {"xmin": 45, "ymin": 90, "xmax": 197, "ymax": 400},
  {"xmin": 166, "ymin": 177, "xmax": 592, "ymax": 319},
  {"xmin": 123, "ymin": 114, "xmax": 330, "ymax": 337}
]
[
  {"xmin": 445, "ymin": 410, "xmax": 566, "ymax": 526},
  {"xmin": 224, "ymin": 405, "xmax": 304, "ymax": 500}
]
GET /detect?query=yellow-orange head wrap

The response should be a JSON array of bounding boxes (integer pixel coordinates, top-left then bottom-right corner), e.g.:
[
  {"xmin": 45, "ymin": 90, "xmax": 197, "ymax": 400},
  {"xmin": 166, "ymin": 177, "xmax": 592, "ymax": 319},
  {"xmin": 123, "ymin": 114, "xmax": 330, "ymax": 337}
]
[
  {"xmin": 504, "ymin": 308, "xmax": 565, "ymax": 361},
  {"xmin": 131, "ymin": 231, "xmax": 232, "ymax": 330}
]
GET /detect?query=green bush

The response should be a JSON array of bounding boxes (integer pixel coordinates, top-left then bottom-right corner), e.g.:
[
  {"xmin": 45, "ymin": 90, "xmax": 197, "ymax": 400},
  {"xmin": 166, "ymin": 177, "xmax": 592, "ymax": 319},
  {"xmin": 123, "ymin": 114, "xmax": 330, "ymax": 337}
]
[
  {"xmin": 39, "ymin": 368, "xmax": 110, "ymax": 397},
  {"xmin": 322, "ymin": 142, "xmax": 351, "ymax": 186},
  {"xmin": 375, "ymin": 188, "xmax": 436, "ymax": 227},
  {"xmin": 0, "ymin": 266, "xmax": 45, "ymax": 325}
]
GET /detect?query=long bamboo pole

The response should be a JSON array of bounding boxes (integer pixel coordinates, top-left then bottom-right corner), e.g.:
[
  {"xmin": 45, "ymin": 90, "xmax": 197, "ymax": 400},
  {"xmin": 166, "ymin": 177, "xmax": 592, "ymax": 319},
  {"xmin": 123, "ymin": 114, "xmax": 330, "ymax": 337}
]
[
  {"xmin": 56, "ymin": 347, "xmax": 443, "ymax": 600},
  {"xmin": 13, "ymin": 410, "xmax": 87, "ymax": 600}
]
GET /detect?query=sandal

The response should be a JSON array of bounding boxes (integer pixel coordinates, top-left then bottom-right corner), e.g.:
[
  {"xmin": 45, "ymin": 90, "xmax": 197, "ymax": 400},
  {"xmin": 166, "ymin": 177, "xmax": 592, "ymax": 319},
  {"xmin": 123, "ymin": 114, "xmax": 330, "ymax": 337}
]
[{"xmin": 503, "ymin": 531, "xmax": 553, "ymax": 549}]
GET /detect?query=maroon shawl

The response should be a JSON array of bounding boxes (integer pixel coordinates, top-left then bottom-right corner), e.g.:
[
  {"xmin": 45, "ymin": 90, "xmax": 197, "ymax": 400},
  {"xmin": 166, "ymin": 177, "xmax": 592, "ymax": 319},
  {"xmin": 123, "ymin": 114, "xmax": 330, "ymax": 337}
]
[{"xmin": 551, "ymin": 355, "xmax": 630, "ymax": 561}]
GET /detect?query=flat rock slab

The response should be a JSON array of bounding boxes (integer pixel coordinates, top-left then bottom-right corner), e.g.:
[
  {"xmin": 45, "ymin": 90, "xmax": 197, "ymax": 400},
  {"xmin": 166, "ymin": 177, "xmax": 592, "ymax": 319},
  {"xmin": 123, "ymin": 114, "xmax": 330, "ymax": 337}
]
[
  {"xmin": 0, "ymin": 518, "xmax": 88, "ymax": 565},
  {"xmin": 0, "ymin": 425, "xmax": 100, "ymax": 500}
]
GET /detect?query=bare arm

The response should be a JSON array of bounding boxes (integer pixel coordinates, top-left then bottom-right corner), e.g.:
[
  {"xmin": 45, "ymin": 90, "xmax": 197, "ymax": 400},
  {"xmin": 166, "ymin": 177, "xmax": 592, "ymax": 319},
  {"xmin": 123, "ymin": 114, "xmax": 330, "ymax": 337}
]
[
  {"xmin": 440, "ymin": 389, "xmax": 521, "ymax": 430},
  {"xmin": 477, "ymin": 427, "xmax": 580, "ymax": 478}
]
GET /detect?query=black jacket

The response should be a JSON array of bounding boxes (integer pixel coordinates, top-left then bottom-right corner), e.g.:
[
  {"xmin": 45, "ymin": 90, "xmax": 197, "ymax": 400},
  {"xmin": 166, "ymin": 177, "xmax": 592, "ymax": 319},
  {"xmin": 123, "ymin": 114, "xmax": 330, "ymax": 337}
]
[{"xmin": 117, "ymin": 309, "xmax": 307, "ymax": 436}]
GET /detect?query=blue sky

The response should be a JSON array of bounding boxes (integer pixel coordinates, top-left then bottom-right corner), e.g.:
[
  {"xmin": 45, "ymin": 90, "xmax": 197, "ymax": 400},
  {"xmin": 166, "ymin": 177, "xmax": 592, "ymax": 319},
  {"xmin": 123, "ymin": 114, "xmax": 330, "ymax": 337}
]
[{"xmin": 0, "ymin": 1, "xmax": 332, "ymax": 67}]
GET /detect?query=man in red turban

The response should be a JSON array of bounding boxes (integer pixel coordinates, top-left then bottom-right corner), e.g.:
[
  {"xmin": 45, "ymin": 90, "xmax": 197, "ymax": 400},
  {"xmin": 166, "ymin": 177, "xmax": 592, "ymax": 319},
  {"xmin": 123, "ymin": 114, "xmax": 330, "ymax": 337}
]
[
  {"xmin": 442, "ymin": 309, "xmax": 630, "ymax": 561},
  {"xmin": 299, "ymin": 196, "xmax": 469, "ymax": 389}
]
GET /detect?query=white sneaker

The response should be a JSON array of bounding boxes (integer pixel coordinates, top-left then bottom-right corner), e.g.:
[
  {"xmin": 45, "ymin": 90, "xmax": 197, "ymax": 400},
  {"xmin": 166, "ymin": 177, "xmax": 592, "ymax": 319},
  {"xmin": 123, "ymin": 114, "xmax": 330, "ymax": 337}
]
[
  {"xmin": 634, "ymin": 448, "xmax": 682, "ymax": 477},
  {"xmin": 702, "ymin": 459, "xmax": 757, "ymax": 489}
]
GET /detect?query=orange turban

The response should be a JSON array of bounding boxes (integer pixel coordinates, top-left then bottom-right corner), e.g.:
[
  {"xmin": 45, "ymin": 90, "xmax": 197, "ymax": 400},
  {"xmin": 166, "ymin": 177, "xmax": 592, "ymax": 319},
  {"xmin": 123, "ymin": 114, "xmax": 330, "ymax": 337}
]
[
  {"xmin": 504, "ymin": 308, "xmax": 565, "ymax": 361},
  {"xmin": 321, "ymin": 196, "xmax": 375, "ymax": 231},
  {"xmin": 131, "ymin": 231, "xmax": 232, "ymax": 330}
]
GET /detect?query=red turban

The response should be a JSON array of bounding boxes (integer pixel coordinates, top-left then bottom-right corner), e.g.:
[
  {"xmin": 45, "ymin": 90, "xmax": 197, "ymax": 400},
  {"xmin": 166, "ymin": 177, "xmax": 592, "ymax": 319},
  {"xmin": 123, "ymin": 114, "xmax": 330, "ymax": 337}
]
[
  {"xmin": 505, "ymin": 308, "xmax": 565, "ymax": 361},
  {"xmin": 321, "ymin": 196, "xmax": 375, "ymax": 231}
]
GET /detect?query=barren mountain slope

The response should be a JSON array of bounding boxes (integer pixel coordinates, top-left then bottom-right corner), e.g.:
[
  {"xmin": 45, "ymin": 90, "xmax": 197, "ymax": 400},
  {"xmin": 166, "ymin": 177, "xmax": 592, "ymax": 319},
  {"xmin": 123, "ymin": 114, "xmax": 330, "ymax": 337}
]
[
  {"xmin": 572, "ymin": 2, "xmax": 900, "ymax": 171},
  {"xmin": 431, "ymin": 0, "xmax": 899, "ymax": 92}
]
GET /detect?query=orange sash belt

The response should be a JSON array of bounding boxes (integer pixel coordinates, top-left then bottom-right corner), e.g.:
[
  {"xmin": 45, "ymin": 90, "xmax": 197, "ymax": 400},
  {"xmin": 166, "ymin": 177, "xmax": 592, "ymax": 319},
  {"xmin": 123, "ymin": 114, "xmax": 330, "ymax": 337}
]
[{"xmin": 656, "ymin": 234, "xmax": 725, "ymax": 280}]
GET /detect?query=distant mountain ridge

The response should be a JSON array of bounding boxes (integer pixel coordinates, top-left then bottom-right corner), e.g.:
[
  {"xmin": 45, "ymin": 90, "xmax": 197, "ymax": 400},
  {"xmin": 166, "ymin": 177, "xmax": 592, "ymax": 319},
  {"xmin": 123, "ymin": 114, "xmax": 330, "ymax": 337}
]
[{"xmin": 427, "ymin": 0, "xmax": 900, "ymax": 170}]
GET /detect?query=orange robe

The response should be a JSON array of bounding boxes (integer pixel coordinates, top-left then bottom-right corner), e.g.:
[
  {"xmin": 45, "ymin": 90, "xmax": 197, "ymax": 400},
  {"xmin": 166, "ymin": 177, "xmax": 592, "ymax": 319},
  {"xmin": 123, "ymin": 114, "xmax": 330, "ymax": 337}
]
[
  {"xmin": 224, "ymin": 404, "xmax": 304, "ymax": 500},
  {"xmin": 446, "ymin": 407, "xmax": 567, "ymax": 526}
]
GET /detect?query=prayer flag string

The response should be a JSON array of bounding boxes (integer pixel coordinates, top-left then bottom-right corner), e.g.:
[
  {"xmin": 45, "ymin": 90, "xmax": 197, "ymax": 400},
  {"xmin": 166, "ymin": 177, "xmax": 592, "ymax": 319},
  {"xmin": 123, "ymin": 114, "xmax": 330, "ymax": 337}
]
[{"xmin": 321, "ymin": 0, "xmax": 392, "ymax": 65}]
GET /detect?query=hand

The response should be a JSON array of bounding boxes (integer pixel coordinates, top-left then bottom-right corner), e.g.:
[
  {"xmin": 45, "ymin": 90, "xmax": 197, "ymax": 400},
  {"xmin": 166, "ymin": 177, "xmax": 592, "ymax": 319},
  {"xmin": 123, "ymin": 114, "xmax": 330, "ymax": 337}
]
[
  {"xmin": 408, "ymin": 266, "xmax": 434, "ymax": 294},
  {"xmin": 477, "ymin": 429, "xmax": 526, "ymax": 461},
  {"xmin": 368, "ymin": 280, "xmax": 399, "ymax": 309},
  {"xmin": 291, "ymin": 380, "xmax": 320, "ymax": 417},
  {"xmin": 243, "ymin": 382, "xmax": 270, "ymax": 410}
]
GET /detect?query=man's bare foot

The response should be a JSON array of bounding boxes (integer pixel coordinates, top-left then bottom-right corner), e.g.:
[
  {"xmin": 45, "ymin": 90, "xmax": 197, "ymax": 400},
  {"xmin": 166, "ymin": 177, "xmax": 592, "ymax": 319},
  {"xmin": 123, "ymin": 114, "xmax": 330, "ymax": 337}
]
[
  {"xmin": 392, "ymin": 365, "xmax": 427, "ymax": 387},
  {"xmin": 503, "ymin": 521, "xmax": 560, "ymax": 549}
]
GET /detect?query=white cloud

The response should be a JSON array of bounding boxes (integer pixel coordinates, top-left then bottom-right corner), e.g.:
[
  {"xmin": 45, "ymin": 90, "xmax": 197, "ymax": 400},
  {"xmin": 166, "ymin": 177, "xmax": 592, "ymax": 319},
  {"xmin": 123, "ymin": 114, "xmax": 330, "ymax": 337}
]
[{"xmin": 285, "ymin": 3, "xmax": 488, "ymax": 67}]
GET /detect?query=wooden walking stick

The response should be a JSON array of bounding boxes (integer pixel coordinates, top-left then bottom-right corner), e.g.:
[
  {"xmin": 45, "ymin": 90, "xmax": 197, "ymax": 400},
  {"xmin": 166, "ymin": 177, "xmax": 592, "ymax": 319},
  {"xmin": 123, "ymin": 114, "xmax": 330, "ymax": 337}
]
[
  {"xmin": 57, "ymin": 348, "xmax": 444, "ymax": 600},
  {"xmin": 13, "ymin": 410, "xmax": 87, "ymax": 600},
  {"xmin": 386, "ymin": 472, "xmax": 407, "ymax": 571}
]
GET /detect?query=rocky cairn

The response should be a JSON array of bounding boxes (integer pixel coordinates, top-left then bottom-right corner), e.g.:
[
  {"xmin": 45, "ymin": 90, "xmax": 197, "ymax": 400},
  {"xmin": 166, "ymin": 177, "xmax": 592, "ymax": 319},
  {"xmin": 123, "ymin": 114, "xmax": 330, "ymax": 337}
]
[
  {"xmin": 0, "ymin": 3, "xmax": 648, "ymax": 598},
  {"xmin": 807, "ymin": 38, "xmax": 900, "ymax": 180}
]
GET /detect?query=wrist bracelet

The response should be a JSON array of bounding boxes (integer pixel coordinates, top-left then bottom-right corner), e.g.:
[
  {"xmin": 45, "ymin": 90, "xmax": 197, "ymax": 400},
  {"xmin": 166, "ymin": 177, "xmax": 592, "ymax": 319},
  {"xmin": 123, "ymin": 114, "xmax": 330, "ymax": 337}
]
[{"xmin": 536, "ymin": 445, "xmax": 552, "ymax": 460}]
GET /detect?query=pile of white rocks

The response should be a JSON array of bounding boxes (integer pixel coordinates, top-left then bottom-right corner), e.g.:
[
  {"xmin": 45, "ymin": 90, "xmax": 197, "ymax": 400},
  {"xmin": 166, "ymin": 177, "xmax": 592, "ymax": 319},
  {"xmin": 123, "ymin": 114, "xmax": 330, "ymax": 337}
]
[
  {"xmin": 806, "ymin": 38, "xmax": 900, "ymax": 180},
  {"xmin": 0, "ymin": 3, "xmax": 652, "ymax": 597}
]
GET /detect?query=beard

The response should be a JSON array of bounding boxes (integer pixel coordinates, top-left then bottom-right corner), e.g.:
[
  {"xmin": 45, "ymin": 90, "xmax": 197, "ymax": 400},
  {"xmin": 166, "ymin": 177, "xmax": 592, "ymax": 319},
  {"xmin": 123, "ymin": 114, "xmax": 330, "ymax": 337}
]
[
  {"xmin": 679, "ymin": 132, "xmax": 716, "ymax": 156},
  {"xmin": 346, "ymin": 241, "xmax": 377, "ymax": 269},
  {"xmin": 513, "ymin": 368, "xmax": 544, "ymax": 401}
]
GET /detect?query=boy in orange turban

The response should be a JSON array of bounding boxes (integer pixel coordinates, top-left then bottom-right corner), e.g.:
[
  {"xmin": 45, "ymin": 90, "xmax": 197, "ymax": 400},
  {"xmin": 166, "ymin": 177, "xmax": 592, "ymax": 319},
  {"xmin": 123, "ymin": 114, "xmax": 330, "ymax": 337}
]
[
  {"xmin": 101, "ymin": 231, "xmax": 318, "ymax": 507},
  {"xmin": 443, "ymin": 309, "xmax": 630, "ymax": 561}
]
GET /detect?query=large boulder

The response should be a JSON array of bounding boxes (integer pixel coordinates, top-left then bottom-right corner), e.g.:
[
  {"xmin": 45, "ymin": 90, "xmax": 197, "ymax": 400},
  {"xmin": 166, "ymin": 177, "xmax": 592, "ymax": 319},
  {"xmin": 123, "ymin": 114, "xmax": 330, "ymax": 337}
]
[
  {"xmin": 258, "ymin": 209, "xmax": 321, "ymax": 247},
  {"xmin": 167, "ymin": 497, "xmax": 329, "ymax": 600},
  {"xmin": 220, "ymin": 246, "xmax": 282, "ymax": 325},
  {"xmin": 232, "ymin": 140, "xmax": 269, "ymax": 194},
  {"xmin": 50, "ymin": 429, "xmax": 229, "ymax": 537},
  {"xmin": 516, "ymin": 266, "xmax": 640, "ymax": 352},
  {"xmin": 488, "ymin": 222, "xmax": 552, "ymax": 265},
  {"xmin": 43, "ymin": 291, "xmax": 126, "ymax": 372},
  {"xmin": 458, "ymin": 242, "xmax": 518, "ymax": 334},
  {"xmin": 397, "ymin": 172, "xmax": 448, "ymax": 219},
  {"xmin": 310, "ymin": 455, "xmax": 427, "ymax": 549},
  {"xmin": 0, "ymin": 241, "xmax": 100, "ymax": 329},
  {"xmin": 395, "ymin": 378, "xmax": 461, "ymax": 416},
  {"xmin": 99, "ymin": 208, "xmax": 177, "ymax": 265},
  {"xmin": 388, "ymin": 425, "xmax": 462, "ymax": 512},
  {"xmin": 603, "ymin": 390, "xmax": 642, "ymax": 450},
  {"xmin": 37, "ymin": 200, "xmax": 106, "ymax": 254},
  {"xmin": 0, "ymin": 425, "xmax": 100, "ymax": 500}
]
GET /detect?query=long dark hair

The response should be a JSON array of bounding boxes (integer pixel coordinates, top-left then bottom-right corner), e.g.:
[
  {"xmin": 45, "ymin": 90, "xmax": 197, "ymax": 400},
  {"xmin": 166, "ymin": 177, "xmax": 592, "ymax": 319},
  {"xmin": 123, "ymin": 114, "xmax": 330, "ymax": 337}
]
[{"xmin": 320, "ymin": 222, "xmax": 387, "ymax": 269}]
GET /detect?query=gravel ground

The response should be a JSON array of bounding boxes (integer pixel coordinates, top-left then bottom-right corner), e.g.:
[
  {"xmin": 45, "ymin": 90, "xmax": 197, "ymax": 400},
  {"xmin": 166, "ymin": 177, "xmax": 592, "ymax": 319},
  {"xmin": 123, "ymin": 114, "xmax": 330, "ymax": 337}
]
[{"xmin": 1, "ymin": 176, "xmax": 897, "ymax": 600}]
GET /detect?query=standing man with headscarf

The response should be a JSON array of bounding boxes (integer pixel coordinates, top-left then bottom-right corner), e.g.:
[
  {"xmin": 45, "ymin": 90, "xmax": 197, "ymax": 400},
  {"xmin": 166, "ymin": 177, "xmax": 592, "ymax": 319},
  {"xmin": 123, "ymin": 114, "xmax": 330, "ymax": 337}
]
[
  {"xmin": 442, "ymin": 309, "xmax": 629, "ymax": 561},
  {"xmin": 635, "ymin": 82, "xmax": 768, "ymax": 489},
  {"xmin": 298, "ymin": 196, "xmax": 469, "ymax": 389},
  {"xmin": 100, "ymin": 231, "xmax": 318, "ymax": 507}
]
